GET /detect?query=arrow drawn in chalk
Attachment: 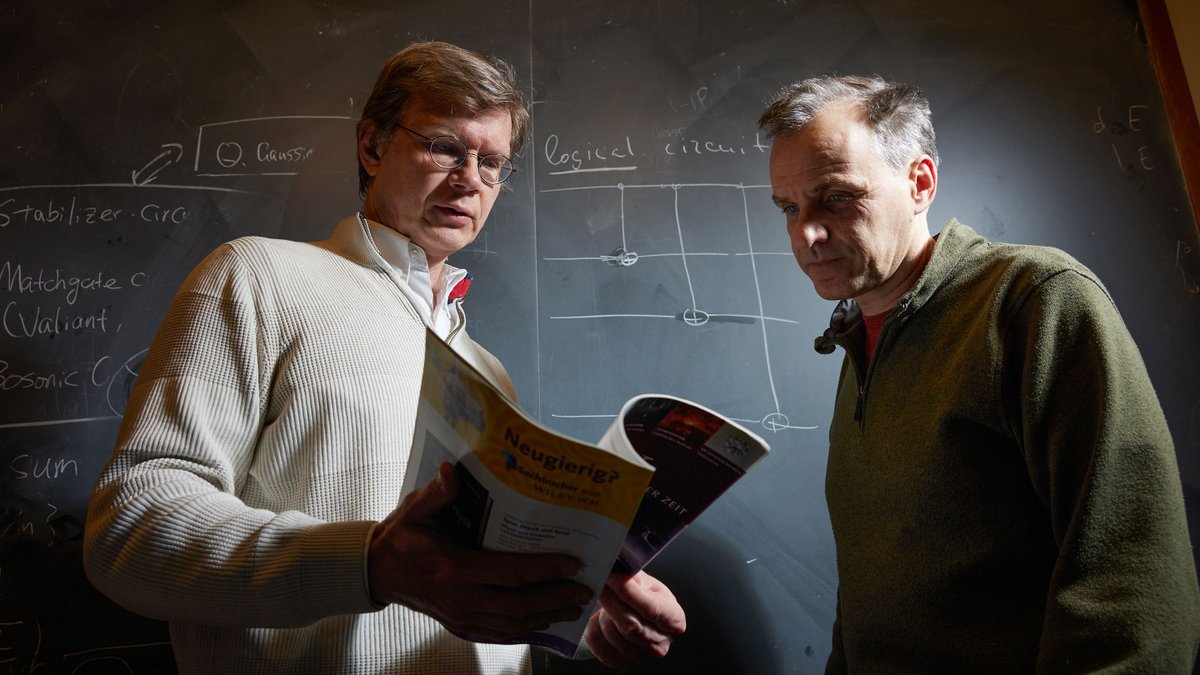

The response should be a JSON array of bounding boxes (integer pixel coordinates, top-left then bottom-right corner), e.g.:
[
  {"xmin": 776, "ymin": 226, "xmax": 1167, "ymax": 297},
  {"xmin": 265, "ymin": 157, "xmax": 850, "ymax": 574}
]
[{"xmin": 131, "ymin": 143, "xmax": 184, "ymax": 185}]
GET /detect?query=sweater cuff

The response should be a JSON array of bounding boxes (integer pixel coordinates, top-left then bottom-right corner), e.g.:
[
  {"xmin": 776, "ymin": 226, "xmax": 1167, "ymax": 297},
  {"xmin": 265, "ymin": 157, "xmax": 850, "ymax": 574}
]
[
  {"xmin": 363, "ymin": 521, "xmax": 387, "ymax": 611},
  {"xmin": 295, "ymin": 519, "xmax": 383, "ymax": 617}
]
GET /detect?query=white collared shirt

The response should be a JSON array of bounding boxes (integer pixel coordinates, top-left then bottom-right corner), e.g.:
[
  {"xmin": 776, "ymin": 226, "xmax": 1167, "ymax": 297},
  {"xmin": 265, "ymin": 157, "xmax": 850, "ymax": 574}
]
[{"xmin": 365, "ymin": 221, "xmax": 467, "ymax": 339}]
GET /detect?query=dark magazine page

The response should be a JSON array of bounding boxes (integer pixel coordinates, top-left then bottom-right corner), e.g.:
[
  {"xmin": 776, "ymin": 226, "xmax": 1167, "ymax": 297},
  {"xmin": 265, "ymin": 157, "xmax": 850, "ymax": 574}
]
[{"xmin": 613, "ymin": 396, "xmax": 769, "ymax": 574}]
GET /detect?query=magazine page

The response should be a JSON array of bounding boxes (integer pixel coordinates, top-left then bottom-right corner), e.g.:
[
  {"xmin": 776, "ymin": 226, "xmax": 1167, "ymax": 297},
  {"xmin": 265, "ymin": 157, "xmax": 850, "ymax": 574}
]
[
  {"xmin": 400, "ymin": 330, "xmax": 655, "ymax": 656},
  {"xmin": 600, "ymin": 395, "xmax": 771, "ymax": 574}
]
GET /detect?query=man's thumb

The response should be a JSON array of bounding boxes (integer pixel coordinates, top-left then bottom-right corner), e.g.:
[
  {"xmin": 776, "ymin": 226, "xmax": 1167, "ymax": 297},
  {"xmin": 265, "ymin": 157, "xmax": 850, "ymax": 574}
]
[{"xmin": 398, "ymin": 462, "xmax": 459, "ymax": 522}]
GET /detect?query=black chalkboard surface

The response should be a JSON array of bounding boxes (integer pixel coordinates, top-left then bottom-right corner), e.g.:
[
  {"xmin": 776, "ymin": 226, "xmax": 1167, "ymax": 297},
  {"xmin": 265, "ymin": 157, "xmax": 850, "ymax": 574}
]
[{"xmin": 3, "ymin": 1, "xmax": 1197, "ymax": 673}]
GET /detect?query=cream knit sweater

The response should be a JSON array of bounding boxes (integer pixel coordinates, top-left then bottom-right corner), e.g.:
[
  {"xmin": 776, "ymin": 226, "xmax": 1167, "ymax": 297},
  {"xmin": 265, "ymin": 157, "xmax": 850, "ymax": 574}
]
[{"xmin": 84, "ymin": 215, "xmax": 531, "ymax": 674}]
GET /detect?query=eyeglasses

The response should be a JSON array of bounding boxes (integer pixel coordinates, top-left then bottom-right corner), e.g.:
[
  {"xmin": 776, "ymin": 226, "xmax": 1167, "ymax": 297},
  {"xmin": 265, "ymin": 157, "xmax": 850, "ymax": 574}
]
[{"xmin": 395, "ymin": 124, "xmax": 516, "ymax": 185}]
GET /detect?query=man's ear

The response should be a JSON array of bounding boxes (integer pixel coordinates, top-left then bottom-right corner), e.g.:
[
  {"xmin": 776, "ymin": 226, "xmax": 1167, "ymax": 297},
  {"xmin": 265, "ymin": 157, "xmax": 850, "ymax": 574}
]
[
  {"xmin": 910, "ymin": 155, "xmax": 937, "ymax": 215},
  {"xmin": 357, "ymin": 121, "xmax": 384, "ymax": 175}
]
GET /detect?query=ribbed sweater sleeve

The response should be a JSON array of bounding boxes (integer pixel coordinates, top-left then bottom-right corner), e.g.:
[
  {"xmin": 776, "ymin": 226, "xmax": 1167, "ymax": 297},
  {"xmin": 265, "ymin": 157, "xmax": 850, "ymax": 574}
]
[{"xmin": 84, "ymin": 241, "xmax": 380, "ymax": 626}]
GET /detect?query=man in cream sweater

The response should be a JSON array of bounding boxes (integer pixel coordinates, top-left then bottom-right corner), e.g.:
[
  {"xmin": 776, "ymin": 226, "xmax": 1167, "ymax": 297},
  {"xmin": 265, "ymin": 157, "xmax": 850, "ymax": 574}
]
[{"xmin": 84, "ymin": 41, "xmax": 685, "ymax": 674}]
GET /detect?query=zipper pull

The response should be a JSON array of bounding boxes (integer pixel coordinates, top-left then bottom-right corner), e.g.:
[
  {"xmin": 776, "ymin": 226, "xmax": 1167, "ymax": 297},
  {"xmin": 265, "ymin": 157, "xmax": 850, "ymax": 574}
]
[{"xmin": 854, "ymin": 385, "xmax": 864, "ymax": 422}]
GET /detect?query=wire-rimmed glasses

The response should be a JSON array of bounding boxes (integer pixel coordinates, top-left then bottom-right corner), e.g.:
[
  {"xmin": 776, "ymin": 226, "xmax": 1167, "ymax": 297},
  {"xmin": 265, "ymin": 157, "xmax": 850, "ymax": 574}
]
[{"xmin": 396, "ymin": 124, "xmax": 516, "ymax": 185}]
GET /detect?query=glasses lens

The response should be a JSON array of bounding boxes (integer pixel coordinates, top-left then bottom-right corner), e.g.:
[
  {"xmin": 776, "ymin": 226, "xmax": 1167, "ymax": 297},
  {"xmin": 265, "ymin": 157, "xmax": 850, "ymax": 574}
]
[
  {"xmin": 479, "ymin": 155, "xmax": 514, "ymax": 184},
  {"xmin": 427, "ymin": 137, "xmax": 466, "ymax": 170},
  {"xmin": 425, "ymin": 135, "xmax": 513, "ymax": 185}
]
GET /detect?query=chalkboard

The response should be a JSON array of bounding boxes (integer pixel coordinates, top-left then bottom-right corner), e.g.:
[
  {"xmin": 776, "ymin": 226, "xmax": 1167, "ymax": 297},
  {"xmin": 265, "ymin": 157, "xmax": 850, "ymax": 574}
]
[{"xmin": 3, "ymin": 1, "xmax": 1197, "ymax": 673}]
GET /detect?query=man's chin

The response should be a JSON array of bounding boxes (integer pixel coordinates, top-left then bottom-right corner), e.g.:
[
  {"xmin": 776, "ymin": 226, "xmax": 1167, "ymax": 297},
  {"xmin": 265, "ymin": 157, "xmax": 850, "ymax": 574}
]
[{"xmin": 807, "ymin": 279, "xmax": 852, "ymax": 302}]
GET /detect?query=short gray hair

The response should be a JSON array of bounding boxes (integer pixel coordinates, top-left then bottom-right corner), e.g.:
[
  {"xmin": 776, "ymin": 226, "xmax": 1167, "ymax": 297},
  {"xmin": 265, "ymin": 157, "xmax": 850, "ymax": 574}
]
[{"xmin": 758, "ymin": 75, "xmax": 939, "ymax": 170}]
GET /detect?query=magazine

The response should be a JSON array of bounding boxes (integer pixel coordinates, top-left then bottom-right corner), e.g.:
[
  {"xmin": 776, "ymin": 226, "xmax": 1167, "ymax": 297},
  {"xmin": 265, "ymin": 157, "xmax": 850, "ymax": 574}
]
[{"xmin": 400, "ymin": 328, "xmax": 770, "ymax": 657}]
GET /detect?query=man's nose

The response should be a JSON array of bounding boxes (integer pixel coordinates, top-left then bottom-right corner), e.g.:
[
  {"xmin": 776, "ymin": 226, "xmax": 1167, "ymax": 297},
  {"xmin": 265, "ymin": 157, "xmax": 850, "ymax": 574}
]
[
  {"xmin": 448, "ymin": 153, "xmax": 484, "ymax": 190},
  {"xmin": 793, "ymin": 219, "xmax": 828, "ymax": 249}
]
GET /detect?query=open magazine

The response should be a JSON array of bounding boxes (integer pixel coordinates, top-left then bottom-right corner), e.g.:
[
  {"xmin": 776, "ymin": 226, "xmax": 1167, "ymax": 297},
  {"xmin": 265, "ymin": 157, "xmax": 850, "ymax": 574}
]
[{"xmin": 400, "ymin": 328, "xmax": 770, "ymax": 657}]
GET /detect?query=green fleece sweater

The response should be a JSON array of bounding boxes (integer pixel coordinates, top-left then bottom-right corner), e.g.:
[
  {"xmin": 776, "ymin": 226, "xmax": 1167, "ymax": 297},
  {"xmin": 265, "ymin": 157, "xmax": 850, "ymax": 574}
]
[{"xmin": 815, "ymin": 219, "xmax": 1200, "ymax": 673}]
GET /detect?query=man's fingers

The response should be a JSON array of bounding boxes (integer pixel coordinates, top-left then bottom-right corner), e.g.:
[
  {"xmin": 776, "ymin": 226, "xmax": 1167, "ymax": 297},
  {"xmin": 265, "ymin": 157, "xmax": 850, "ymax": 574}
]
[
  {"xmin": 598, "ymin": 584, "xmax": 673, "ymax": 649},
  {"xmin": 586, "ymin": 607, "xmax": 660, "ymax": 668},
  {"xmin": 598, "ymin": 605, "xmax": 642, "ymax": 649},
  {"xmin": 584, "ymin": 570, "xmax": 685, "ymax": 665},
  {"xmin": 396, "ymin": 467, "xmax": 582, "ymax": 588},
  {"xmin": 584, "ymin": 609, "xmax": 624, "ymax": 667},
  {"xmin": 374, "ymin": 468, "xmax": 598, "ymax": 640},
  {"xmin": 431, "ymin": 577, "xmax": 592, "ymax": 621},
  {"xmin": 396, "ymin": 462, "xmax": 458, "ymax": 523},
  {"xmin": 605, "ymin": 571, "xmax": 687, "ymax": 638},
  {"xmin": 446, "ymin": 543, "xmax": 582, "ymax": 589},
  {"xmin": 448, "ymin": 601, "xmax": 588, "ymax": 641}
]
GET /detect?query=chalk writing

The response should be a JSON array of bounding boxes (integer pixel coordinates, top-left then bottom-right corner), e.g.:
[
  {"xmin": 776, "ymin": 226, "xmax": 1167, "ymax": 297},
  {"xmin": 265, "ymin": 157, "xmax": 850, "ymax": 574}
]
[
  {"xmin": 0, "ymin": 196, "xmax": 190, "ymax": 227},
  {"xmin": 0, "ymin": 261, "xmax": 143, "ymax": 305},
  {"xmin": 8, "ymin": 454, "xmax": 79, "ymax": 480},
  {"xmin": 604, "ymin": 246, "xmax": 639, "ymax": 267},
  {"xmin": 663, "ymin": 133, "xmax": 769, "ymax": 157},
  {"xmin": 668, "ymin": 86, "xmax": 710, "ymax": 114},
  {"xmin": 0, "ymin": 615, "xmax": 170, "ymax": 674},
  {"xmin": 137, "ymin": 203, "xmax": 188, "ymax": 223},
  {"xmin": 2, "ymin": 302, "xmax": 111, "ymax": 338},
  {"xmin": 0, "ymin": 361, "xmax": 81, "ymax": 391},
  {"xmin": 193, "ymin": 115, "xmax": 354, "ymax": 177},
  {"xmin": 544, "ymin": 134, "xmax": 637, "ymax": 174},
  {"xmin": 1093, "ymin": 104, "xmax": 1154, "ymax": 188},
  {"xmin": 0, "ymin": 619, "xmax": 45, "ymax": 673},
  {"xmin": 0, "ymin": 502, "xmax": 79, "ymax": 548},
  {"xmin": 0, "ymin": 347, "xmax": 145, "ymax": 427},
  {"xmin": 132, "ymin": 142, "xmax": 184, "ymax": 186},
  {"xmin": 1093, "ymin": 104, "xmax": 1149, "ymax": 134},
  {"xmin": 256, "ymin": 142, "xmax": 316, "ymax": 163}
]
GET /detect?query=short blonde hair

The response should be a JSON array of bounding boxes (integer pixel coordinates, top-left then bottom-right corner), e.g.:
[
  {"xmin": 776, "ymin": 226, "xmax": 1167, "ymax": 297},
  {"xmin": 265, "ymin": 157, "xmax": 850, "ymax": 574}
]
[{"xmin": 356, "ymin": 41, "xmax": 529, "ymax": 196}]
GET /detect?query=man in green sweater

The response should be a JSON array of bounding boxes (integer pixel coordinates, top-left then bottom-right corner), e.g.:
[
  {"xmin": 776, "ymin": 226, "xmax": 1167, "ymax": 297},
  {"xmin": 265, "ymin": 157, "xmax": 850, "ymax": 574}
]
[{"xmin": 760, "ymin": 74, "xmax": 1200, "ymax": 672}]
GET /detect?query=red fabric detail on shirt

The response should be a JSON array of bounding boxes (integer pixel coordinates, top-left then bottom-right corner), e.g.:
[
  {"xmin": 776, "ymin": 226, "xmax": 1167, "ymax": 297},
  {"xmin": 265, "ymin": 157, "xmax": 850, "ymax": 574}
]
[
  {"xmin": 449, "ymin": 274, "xmax": 472, "ymax": 302},
  {"xmin": 864, "ymin": 312, "xmax": 888, "ymax": 362}
]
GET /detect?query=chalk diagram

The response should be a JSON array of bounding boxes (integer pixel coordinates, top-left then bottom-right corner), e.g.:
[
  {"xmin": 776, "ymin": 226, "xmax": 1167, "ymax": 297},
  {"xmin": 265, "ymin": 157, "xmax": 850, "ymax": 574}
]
[{"xmin": 539, "ymin": 180, "xmax": 817, "ymax": 435}]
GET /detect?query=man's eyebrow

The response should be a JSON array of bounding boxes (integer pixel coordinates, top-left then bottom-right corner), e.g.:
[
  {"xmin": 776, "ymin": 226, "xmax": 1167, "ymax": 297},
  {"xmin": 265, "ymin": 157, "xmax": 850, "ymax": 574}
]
[
  {"xmin": 813, "ymin": 175, "xmax": 868, "ymax": 196},
  {"xmin": 429, "ymin": 127, "xmax": 511, "ymax": 155},
  {"xmin": 772, "ymin": 178, "xmax": 832, "ymax": 204}
]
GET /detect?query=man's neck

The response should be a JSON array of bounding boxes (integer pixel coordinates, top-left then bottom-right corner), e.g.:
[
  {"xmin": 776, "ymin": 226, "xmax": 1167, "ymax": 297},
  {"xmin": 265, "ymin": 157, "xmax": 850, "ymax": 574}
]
[
  {"xmin": 857, "ymin": 235, "xmax": 936, "ymax": 316},
  {"xmin": 428, "ymin": 260, "xmax": 447, "ymax": 299}
]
